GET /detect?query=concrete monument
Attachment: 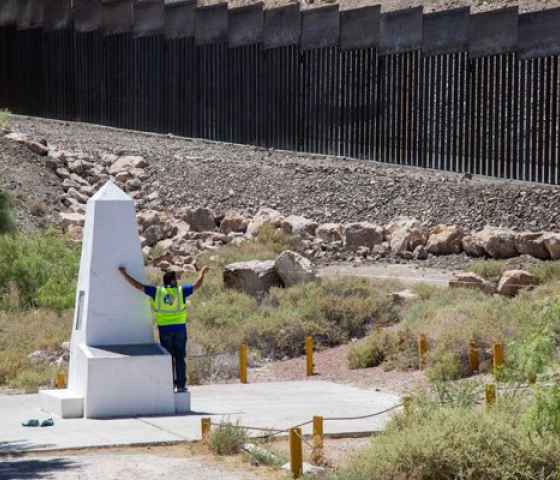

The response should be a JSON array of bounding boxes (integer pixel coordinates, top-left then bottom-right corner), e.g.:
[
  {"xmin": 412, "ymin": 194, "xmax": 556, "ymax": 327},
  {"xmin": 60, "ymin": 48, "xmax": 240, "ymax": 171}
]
[{"xmin": 40, "ymin": 182, "xmax": 190, "ymax": 418}]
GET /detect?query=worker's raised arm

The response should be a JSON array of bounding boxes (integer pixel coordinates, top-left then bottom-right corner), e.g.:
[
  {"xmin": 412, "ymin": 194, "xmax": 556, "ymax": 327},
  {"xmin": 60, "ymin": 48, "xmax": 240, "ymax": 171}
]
[
  {"xmin": 118, "ymin": 266, "xmax": 145, "ymax": 292},
  {"xmin": 192, "ymin": 266, "xmax": 209, "ymax": 291}
]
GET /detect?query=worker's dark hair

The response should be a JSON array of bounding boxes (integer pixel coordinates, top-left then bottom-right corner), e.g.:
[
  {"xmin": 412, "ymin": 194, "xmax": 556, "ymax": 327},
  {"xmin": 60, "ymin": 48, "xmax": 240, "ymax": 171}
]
[{"xmin": 163, "ymin": 271, "xmax": 177, "ymax": 287}]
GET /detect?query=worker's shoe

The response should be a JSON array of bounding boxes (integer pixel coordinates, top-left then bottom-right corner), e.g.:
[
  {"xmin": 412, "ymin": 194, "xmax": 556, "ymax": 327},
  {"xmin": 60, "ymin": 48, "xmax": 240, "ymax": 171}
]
[
  {"xmin": 22, "ymin": 419, "xmax": 40, "ymax": 427},
  {"xmin": 176, "ymin": 387, "xmax": 188, "ymax": 393},
  {"xmin": 40, "ymin": 418, "xmax": 54, "ymax": 427}
]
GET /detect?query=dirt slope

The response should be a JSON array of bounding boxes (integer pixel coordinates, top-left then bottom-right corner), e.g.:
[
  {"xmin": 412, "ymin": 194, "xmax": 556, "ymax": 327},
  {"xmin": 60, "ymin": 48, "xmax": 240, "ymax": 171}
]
[{"xmin": 0, "ymin": 135, "xmax": 63, "ymax": 231}]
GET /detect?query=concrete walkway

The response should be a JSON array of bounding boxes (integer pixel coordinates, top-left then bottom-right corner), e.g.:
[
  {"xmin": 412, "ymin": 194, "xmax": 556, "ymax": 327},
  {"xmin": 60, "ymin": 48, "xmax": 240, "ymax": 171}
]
[
  {"xmin": 320, "ymin": 263, "xmax": 454, "ymax": 286},
  {"xmin": 0, "ymin": 381, "xmax": 400, "ymax": 454}
]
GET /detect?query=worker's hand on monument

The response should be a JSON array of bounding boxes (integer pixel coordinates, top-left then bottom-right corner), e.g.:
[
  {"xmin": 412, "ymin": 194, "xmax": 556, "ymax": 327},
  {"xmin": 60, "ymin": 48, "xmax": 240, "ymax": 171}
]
[{"xmin": 200, "ymin": 266, "xmax": 209, "ymax": 276}]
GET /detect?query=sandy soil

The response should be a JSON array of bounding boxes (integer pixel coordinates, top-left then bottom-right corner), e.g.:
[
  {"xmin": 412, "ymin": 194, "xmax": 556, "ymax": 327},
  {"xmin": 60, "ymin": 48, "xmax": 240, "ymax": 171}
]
[{"xmin": 251, "ymin": 343, "xmax": 427, "ymax": 395}]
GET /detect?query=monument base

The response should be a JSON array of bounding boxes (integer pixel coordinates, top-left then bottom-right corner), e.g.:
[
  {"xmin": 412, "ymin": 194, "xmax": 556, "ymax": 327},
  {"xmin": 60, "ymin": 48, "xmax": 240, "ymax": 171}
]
[
  {"xmin": 40, "ymin": 389, "xmax": 84, "ymax": 419},
  {"xmin": 175, "ymin": 391, "xmax": 191, "ymax": 414}
]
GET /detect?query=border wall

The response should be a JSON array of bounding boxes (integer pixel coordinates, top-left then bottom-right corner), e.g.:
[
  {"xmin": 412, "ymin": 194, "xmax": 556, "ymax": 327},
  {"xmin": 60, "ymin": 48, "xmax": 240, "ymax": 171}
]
[{"xmin": 1, "ymin": 0, "xmax": 560, "ymax": 184}]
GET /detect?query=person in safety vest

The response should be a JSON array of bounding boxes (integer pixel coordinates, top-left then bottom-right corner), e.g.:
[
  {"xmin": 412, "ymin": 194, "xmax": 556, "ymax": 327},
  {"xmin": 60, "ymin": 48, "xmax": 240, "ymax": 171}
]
[{"xmin": 118, "ymin": 265, "xmax": 209, "ymax": 392}]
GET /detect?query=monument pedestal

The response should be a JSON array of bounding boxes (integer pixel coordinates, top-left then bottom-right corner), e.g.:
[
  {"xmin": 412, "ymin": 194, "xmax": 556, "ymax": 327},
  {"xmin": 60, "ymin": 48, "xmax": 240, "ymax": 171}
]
[{"xmin": 41, "ymin": 343, "xmax": 184, "ymax": 419}]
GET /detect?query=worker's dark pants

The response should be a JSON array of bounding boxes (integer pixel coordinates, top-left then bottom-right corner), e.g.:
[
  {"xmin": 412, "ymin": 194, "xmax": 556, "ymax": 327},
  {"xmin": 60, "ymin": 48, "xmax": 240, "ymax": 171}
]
[{"xmin": 159, "ymin": 326, "xmax": 187, "ymax": 390}]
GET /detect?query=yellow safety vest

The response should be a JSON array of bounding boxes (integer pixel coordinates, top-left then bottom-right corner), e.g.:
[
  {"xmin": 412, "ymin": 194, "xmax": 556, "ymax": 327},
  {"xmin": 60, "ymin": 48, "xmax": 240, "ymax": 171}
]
[{"xmin": 151, "ymin": 286, "xmax": 188, "ymax": 327}]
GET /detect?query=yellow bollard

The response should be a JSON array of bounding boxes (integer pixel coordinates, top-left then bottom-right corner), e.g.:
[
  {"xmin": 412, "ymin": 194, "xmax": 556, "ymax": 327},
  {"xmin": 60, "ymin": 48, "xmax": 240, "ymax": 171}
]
[
  {"xmin": 55, "ymin": 372, "xmax": 66, "ymax": 389},
  {"xmin": 312, "ymin": 416, "xmax": 324, "ymax": 464},
  {"xmin": 417, "ymin": 334, "xmax": 428, "ymax": 369},
  {"xmin": 306, "ymin": 336, "xmax": 314, "ymax": 376},
  {"xmin": 240, "ymin": 343, "xmax": 248, "ymax": 384},
  {"xmin": 493, "ymin": 342, "xmax": 504, "ymax": 375},
  {"xmin": 468, "ymin": 340, "xmax": 480, "ymax": 373},
  {"xmin": 289, "ymin": 427, "xmax": 303, "ymax": 479},
  {"xmin": 485, "ymin": 384, "xmax": 496, "ymax": 408},
  {"xmin": 201, "ymin": 417, "xmax": 211, "ymax": 444}
]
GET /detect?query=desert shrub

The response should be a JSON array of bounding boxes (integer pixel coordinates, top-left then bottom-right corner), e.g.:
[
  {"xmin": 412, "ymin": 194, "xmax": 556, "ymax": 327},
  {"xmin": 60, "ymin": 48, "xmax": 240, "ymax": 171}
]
[
  {"xmin": 242, "ymin": 279, "xmax": 397, "ymax": 359},
  {"xmin": 12, "ymin": 364, "xmax": 58, "ymax": 393},
  {"xmin": 426, "ymin": 350, "xmax": 464, "ymax": 382},
  {"xmin": 503, "ymin": 299, "xmax": 560, "ymax": 383},
  {"xmin": 347, "ymin": 328, "xmax": 418, "ymax": 371},
  {"xmin": 347, "ymin": 335, "xmax": 386, "ymax": 369},
  {"xmin": 0, "ymin": 231, "xmax": 80, "ymax": 311},
  {"xmin": 332, "ymin": 401, "xmax": 560, "ymax": 480},
  {"xmin": 256, "ymin": 223, "xmax": 298, "ymax": 254},
  {"xmin": 0, "ymin": 190, "xmax": 15, "ymax": 234},
  {"xmin": 209, "ymin": 420, "xmax": 248, "ymax": 455},
  {"xmin": 467, "ymin": 260, "xmax": 507, "ymax": 282},
  {"xmin": 0, "ymin": 109, "xmax": 9, "ymax": 129},
  {"xmin": 529, "ymin": 261, "xmax": 560, "ymax": 284},
  {"xmin": 523, "ymin": 385, "xmax": 560, "ymax": 436}
]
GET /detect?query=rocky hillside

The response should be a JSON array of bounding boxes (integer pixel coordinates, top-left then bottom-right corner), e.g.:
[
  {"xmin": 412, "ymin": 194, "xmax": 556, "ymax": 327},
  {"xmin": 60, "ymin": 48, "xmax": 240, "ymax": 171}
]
[
  {"xmin": 9, "ymin": 116, "xmax": 560, "ymax": 234},
  {"xmin": 0, "ymin": 135, "xmax": 63, "ymax": 231}
]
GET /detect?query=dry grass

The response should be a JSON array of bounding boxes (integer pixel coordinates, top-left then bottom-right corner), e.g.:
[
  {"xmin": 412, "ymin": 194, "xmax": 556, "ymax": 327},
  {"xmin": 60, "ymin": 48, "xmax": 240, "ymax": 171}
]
[{"xmin": 0, "ymin": 309, "xmax": 72, "ymax": 391}]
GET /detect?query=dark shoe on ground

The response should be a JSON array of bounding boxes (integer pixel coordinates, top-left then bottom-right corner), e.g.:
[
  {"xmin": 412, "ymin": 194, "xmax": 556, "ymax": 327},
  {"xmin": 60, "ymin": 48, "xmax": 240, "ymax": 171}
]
[
  {"xmin": 176, "ymin": 387, "xmax": 188, "ymax": 393},
  {"xmin": 22, "ymin": 419, "xmax": 40, "ymax": 427},
  {"xmin": 40, "ymin": 418, "xmax": 54, "ymax": 427}
]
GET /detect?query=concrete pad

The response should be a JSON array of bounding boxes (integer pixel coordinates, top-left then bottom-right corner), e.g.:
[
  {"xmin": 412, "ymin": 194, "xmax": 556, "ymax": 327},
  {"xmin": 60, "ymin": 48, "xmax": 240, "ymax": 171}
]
[{"xmin": 0, "ymin": 381, "xmax": 400, "ymax": 453}]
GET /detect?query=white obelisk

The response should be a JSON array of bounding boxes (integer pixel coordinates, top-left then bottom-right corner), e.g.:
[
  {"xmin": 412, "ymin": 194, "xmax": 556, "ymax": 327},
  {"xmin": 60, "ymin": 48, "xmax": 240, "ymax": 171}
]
[{"xmin": 40, "ymin": 182, "xmax": 188, "ymax": 418}]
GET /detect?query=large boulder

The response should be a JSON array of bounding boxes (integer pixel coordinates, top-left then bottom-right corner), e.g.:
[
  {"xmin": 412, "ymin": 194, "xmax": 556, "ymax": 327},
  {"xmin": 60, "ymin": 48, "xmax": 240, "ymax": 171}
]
[
  {"xmin": 59, "ymin": 212, "xmax": 85, "ymax": 228},
  {"xmin": 344, "ymin": 222, "xmax": 384, "ymax": 251},
  {"xmin": 281, "ymin": 215, "xmax": 318, "ymax": 237},
  {"xmin": 515, "ymin": 232, "xmax": 549, "ymax": 260},
  {"xmin": 223, "ymin": 260, "xmax": 283, "ymax": 298},
  {"xmin": 385, "ymin": 217, "xmax": 427, "ymax": 255},
  {"xmin": 109, "ymin": 155, "xmax": 147, "ymax": 175},
  {"xmin": 462, "ymin": 234, "xmax": 486, "ymax": 257},
  {"xmin": 426, "ymin": 225, "xmax": 464, "ymax": 255},
  {"xmin": 497, "ymin": 270, "xmax": 538, "ymax": 297},
  {"xmin": 471, "ymin": 227, "xmax": 518, "ymax": 259},
  {"xmin": 246, "ymin": 208, "xmax": 285, "ymax": 237},
  {"xmin": 316, "ymin": 223, "xmax": 344, "ymax": 243},
  {"xmin": 274, "ymin": 250, "xmax": 317, "ymax": 287},
  {"xmin": 137, "ymin": 209, "xmax": 161, "ymax": 229},
  {"xmin": 184, "ymin": 207, "xmax": 216, "ymax": 232},
  {"xmin": 542, "ymin": 232, "xmax": 560, "ymax": 260},
  {"xmin": 220, "ymin": 211, "xmax": 249, "ymax": 234},
  {"xmin": 449, "ymin": 272, "xmax": 496, "ymax": 294}
]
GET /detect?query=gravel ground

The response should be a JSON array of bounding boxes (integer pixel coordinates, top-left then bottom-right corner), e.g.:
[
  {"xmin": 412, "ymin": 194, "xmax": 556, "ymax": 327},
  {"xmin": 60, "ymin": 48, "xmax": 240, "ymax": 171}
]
[
  {"xmin": 0, "ymin": 446, "xmax": 283, "ymax": 480},
  {"xmin": 250, "ymin": 344, "xmax": 427, "ymax": 395},
  {"xmin": 10, "ymin": 117, "xmax": 560, "ymax": 235},
  {"xmin": 0, "ymin": 135, "xmax": 63, "ymax": 231}
]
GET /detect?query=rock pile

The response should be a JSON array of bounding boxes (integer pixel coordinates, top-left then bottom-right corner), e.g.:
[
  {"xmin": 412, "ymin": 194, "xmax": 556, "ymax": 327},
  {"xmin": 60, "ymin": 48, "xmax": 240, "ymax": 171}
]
[{"xmin": 4, "ymin": 127, "xmax": 560, "ymax": 273}]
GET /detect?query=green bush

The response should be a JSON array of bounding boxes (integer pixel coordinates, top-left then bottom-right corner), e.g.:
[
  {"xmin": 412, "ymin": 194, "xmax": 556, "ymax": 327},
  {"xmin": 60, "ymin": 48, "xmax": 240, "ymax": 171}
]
[
  {"xmin": 523, "ymin": 385, "xmax": 560, "ymax": 436},
  {"xmin": 0, "ymin": 231, "xmax": 80, "ymax": 311},
  {"xmin": 332, "ymin": 401, "xmax": 560, "ymax": 480},
  {"xmin": 426, "ymin": 349, "xmax": 463, "ymax": 383},
  {"xmin": 467, "ymin": 260, "xmax": 507, "ymax": 282},
  {"xmin": 347, "ymin": 328, "xmax": 418, "ymax": 371},
  {"xmin": 242, "ymin": 279, "xmax": 397, "ymax": 359},
  {"xmin": 0, "ymin": 109, "xmax": 9, "ymax": 129},
  {"xmin": 347, "ymin": 334, "xmax": 386, "ymax": 369},
  {"xmin": 209, "ymin": 421, "xmax": 248, "ymax": 455},
  {"xmin": 0, "ymin": 190, "xmax": 15, "ymax": 234}
]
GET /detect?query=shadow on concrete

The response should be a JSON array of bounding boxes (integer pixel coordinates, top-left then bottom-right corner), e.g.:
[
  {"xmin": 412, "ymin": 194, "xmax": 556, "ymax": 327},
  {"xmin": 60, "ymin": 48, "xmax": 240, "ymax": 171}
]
[
  {"xmin": 0, "ymin": 440, "xmax": 55, "ymax": 457},
  {"xmin": 0, "ymin": 442, "xmax": 79, "ymax": 480}
]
